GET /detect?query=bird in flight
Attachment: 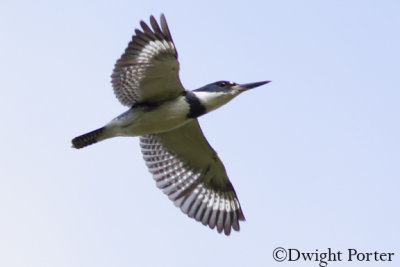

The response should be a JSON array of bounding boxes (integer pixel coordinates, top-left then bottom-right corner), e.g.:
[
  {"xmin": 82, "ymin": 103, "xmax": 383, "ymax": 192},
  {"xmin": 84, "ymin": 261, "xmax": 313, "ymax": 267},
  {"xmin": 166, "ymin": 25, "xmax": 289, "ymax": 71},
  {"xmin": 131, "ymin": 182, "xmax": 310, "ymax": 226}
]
[{"xmin": 72, "ymin": 14, "xmax": 269, "ymax": 235}]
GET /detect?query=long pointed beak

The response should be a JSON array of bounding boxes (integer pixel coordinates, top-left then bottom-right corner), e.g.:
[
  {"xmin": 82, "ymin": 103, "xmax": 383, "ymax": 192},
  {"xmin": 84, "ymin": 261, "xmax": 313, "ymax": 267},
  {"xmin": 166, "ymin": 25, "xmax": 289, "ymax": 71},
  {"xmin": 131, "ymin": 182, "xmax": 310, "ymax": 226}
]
[{"xmin": 237, "ymin": 81, "xmax": 270, "ymax": 92}]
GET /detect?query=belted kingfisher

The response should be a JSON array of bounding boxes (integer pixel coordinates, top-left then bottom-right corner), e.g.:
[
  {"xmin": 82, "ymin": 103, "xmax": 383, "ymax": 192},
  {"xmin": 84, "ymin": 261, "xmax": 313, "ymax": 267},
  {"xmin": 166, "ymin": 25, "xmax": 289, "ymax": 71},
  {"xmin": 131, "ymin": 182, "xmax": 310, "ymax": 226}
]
[{"xmin": 72, "ymin": 14, "xmax": 270, "ymax": 235}]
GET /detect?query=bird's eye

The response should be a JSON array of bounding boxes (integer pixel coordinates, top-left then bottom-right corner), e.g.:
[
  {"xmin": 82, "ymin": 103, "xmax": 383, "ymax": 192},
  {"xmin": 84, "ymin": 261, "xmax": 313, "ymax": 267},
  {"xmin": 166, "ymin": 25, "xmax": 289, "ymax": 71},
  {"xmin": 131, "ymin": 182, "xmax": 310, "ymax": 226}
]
[{"xmin": 218, "ymin": 82, "xmax": 227, "ymax": 87}]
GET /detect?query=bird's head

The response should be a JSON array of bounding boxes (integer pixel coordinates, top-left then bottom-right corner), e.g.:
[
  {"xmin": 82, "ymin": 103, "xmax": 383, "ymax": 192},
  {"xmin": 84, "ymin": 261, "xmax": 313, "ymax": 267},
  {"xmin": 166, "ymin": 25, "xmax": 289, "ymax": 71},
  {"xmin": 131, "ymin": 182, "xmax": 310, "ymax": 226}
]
[{"xmin": 192, "ymin": 80, "xmax": 270, "ymax": 113}]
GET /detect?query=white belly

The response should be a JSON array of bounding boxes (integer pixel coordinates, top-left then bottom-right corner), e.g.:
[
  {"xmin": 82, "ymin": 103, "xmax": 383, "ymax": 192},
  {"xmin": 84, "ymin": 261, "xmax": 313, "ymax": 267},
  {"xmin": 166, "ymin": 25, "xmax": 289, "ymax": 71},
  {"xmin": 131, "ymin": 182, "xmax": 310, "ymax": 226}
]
[{"xmin": 107, "ymin": 96, "xmax": 191, "ymax": 136}]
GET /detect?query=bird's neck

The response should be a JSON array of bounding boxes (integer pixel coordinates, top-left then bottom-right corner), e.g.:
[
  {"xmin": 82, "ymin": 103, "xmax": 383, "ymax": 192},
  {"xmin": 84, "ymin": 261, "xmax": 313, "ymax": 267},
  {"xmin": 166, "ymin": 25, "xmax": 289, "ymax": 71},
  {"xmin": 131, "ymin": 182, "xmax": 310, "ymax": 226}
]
[{"xmin": 190, "ymin": 91, "xmax": 235, "ymax": 115}]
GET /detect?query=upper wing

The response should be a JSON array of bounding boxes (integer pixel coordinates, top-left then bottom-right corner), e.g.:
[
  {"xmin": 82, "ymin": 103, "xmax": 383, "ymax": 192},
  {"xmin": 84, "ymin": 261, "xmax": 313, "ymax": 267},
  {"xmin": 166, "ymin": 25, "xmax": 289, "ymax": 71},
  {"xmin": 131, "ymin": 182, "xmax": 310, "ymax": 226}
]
[
  {"xmin": 111, "ymin": 14, "xmax": 184, "ymax": 106},
  {"xmin": 140, "ymin": 120, "xmax": 245, "ymax": 235}
]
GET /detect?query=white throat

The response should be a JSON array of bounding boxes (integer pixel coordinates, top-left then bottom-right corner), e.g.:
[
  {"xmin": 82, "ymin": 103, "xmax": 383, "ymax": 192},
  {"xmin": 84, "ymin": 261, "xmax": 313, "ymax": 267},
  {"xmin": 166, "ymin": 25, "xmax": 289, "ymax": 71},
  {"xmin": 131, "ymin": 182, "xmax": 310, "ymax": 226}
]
[{"xmin": 193, "ymin": 91, "xmax": 237, "ymax": 113}]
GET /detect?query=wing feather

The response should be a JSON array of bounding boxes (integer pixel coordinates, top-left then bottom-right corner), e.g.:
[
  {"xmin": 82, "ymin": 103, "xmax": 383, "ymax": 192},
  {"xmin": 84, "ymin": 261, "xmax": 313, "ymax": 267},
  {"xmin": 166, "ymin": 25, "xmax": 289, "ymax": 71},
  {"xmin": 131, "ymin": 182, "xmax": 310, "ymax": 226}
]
[
  {"xmin": 139, "ymin": 120, "xmax": 245, "ymax": 235},
  {"xmin": 112, "ymin": 14, "xmax": 183, "ymax": 106}
]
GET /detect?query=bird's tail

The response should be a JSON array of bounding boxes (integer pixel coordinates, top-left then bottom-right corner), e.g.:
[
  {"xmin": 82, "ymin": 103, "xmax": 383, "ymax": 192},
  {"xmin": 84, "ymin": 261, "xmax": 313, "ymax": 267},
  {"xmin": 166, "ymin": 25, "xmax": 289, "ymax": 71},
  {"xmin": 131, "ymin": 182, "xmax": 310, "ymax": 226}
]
[{"xmin": 72, "ymin": 127, "xmax": 106, "ymax": 149}]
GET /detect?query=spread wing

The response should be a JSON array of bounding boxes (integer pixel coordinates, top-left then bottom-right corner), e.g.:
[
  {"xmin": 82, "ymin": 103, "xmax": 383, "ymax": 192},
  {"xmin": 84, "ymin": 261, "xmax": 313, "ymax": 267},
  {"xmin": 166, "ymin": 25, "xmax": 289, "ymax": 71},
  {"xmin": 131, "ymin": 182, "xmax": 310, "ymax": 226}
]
[
  {"xmin": 111, "ymin": 14, "xmax": 184, "ymax": 106},
  {"xmin": 140, "ymin": 120, "xmax": 245, "ymax": 235}
]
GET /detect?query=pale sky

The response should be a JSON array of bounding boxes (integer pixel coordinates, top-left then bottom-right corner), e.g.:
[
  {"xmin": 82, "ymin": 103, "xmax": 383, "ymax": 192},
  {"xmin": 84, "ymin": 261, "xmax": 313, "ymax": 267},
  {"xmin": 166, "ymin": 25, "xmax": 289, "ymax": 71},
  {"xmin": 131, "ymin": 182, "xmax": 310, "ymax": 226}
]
[{"xmin": 1, "ymin": 1, "xmax": 399, "ymax": 267}]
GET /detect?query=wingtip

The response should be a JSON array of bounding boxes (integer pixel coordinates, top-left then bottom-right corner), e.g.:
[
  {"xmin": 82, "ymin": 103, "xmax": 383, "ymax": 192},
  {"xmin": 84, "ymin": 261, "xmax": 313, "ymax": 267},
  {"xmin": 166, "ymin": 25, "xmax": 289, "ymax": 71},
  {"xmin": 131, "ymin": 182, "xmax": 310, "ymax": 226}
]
[
  {"xmin": 159, "ymin": 14, "xmax": 173, "ymax": 41},
  {"xmin": 139, "ymin": 20, "xmax": 147, "ymax": 29},
  {"xmin": 160, "ymin": 13, "xmax": 166, "ymax": 21}
]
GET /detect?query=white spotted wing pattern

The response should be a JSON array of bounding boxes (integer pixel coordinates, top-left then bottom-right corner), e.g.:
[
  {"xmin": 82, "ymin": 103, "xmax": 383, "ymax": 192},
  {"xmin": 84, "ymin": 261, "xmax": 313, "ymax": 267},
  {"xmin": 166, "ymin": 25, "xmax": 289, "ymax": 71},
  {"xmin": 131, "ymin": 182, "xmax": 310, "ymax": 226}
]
[
  {"xmin": 140, "ymin": 120, "xmax": 245, "ymax": 235},
  {"xmin": 111, "ymin": 14, "xmax": 184, "ymax": 106}
]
